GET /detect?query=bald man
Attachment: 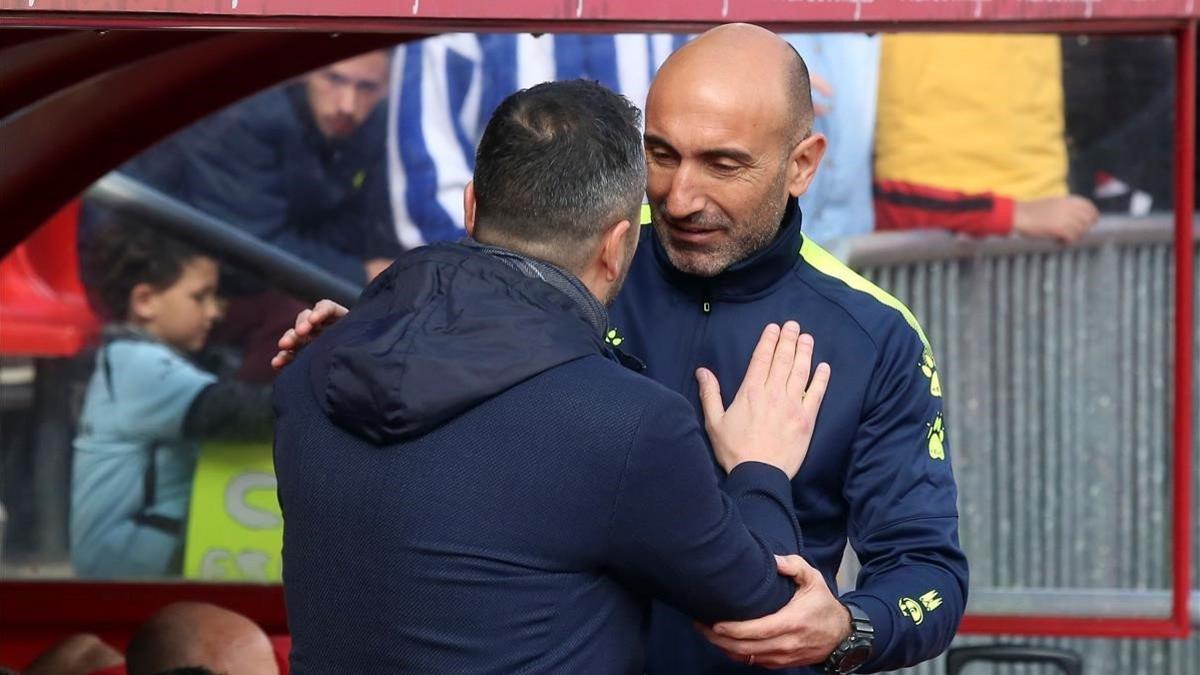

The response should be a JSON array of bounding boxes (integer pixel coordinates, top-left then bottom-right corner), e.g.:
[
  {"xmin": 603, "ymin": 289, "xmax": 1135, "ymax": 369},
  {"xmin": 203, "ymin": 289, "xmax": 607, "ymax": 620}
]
[
  {"xmin": 276, "ymin": 24, "xmax": 966, "ymax": 675},
  {"xmin": 125, "ymin": 603, "xmax": 278, "ymax": 675},
  {"xmin": 612, "ymin": 24, "xmax": 966, "ymax": 674}
]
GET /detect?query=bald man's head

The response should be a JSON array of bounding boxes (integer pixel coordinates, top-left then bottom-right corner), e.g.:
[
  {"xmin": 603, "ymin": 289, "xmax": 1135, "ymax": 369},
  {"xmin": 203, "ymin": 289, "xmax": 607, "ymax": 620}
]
[
  {"xmin": 126, "ymin": 603, "xmax": 279, "ymax": 675},
  {"xmin": 654, "ymin": 24, "xmax": 814, "ymax": 145},
  {"xmin": 642, "ymin": 24, "xmax": 827, "ymax": 277}
]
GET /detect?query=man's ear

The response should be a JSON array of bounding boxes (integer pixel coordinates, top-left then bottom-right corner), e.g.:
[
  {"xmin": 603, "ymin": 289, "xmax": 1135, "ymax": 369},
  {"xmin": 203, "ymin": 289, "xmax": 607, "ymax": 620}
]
[
  {"xmin": 128, "ymin": 282, "xmax": 159, "ymax": 322},
  {"xmin": 785, "ymin": 132, "xmax": 827, "ymax": 199},
  {"xmin": 463, "ymin": 181, "xmax": 478, "ymax": 237},
  {"xmin": 598, "ymin": 219, "xmax": 633, "ymax": 281}
]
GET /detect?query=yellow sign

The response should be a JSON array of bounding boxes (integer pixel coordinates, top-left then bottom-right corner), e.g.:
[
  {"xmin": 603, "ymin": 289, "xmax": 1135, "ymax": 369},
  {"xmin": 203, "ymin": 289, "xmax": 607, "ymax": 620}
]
[{"xmin": 183, "ymin": 442, "xmax": 282, "ymax": 582}]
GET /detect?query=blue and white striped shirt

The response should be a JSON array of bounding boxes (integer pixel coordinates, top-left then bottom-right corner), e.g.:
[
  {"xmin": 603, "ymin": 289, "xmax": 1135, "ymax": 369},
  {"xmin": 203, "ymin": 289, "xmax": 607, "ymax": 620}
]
[{"xmin": 387, "ymin": 33, "xmax": 688, "ymax": 249}]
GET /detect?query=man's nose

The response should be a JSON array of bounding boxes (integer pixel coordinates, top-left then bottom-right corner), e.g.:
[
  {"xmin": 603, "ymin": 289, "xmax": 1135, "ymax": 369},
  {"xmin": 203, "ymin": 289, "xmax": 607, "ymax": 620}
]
[
  {"xmin": 664, "ymin": 164, "xmax": 706, "ymax": 219},
  {"xmin": 336, "ymin": 86, "xmax": 358, "ymax": 115}
]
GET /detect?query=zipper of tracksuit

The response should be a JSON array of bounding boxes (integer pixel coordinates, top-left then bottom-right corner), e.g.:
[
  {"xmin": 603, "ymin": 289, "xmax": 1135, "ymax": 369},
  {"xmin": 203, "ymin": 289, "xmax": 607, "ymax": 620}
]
[{"xmin": 680, "ymin": 287, "xmax": 715, "ymax": 406}]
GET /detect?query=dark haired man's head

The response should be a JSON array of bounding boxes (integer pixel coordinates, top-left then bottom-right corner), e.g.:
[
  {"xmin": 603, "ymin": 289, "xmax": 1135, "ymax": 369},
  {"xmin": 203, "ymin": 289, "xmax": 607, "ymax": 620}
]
[
  {"xmin": 304, "ymin": 50, "xmax": 391, "ymax": 140},
  {"xmin": 466, "ymin": 79, "xmax": 645, "ymax": 302},
  {"xmin": 644, "ymin": 24, "xmax": 827, "ymax": 277},
  {"xmin": 126, "ymin": 602, "xmax": 278, "ymax": 675}
]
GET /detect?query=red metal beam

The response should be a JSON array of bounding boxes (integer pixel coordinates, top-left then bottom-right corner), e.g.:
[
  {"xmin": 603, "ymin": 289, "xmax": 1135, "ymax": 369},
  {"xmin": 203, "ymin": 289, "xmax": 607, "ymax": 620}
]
[
  {"xmin": 0, "ymin": 14, "xmax": 1193, "ymax": 35},
  {"xmin": 1168, "ymin": 15, "xmax": 1196, "ymax": 640},
  {"xmin": 0, "ymin": 0, "xmax": 1197, "ymax": 23},
  {"xmin": 0, "ymin": 30, "xmax": 211, "ymax": 119}
]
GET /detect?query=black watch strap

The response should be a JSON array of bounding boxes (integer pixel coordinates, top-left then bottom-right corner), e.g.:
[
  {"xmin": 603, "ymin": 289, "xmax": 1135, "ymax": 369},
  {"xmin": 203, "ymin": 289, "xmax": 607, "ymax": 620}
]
[{"xmin": 822, "ymin": 602, "xmax": 875, "ymax": 674}]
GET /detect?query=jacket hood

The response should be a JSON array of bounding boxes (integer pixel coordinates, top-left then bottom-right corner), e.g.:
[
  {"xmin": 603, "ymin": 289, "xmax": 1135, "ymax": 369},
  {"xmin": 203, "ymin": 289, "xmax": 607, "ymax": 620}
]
[{"xmin": 308, "ymin": 243, "xmax": 607, "ymax": 444}]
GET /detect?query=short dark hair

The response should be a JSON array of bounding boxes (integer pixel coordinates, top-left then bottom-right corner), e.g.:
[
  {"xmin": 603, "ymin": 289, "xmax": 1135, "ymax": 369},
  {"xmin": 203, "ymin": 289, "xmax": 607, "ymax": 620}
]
[
  {"xmin": 471, "ymin": 79, "xmax": 646, "ymax": 270},
  {"xmin": 84, "ymin": 220, "xmax": 208, "ymax": 321},
  {"xmin": 783, "ymin": 42, "xmax": 814, "ymax": 142}
]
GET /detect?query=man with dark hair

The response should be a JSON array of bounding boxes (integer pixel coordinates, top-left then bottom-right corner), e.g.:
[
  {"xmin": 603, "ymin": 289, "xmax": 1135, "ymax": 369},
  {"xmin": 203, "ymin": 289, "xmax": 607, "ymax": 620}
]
[{"xmin": 272, "ymin": 79, "xmax": 831, "ymax": 674}]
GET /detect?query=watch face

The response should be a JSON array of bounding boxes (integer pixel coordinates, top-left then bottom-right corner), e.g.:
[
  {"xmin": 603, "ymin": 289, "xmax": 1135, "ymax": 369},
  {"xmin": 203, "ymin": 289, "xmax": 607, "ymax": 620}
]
[{"xmin": 837, "ymin": 644, "xmax": 871, "ymax": 673}]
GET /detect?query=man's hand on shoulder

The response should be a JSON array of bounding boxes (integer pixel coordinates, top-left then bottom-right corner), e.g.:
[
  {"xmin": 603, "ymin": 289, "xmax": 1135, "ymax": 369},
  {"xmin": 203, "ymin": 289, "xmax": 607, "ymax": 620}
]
[
  {"xmin": 698, "ymin": 554, "xmax": 852, "ymax": 670},
  {"xmin": 270, "ymin": 299, "xmax": 350, "ymax": 370}
]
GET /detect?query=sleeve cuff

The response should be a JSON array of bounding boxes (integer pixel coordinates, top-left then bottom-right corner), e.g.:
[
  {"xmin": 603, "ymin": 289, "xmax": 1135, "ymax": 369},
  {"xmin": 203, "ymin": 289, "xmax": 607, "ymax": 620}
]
[{"xmin": 839, "ymin": 591, "xmax": 896, "ymax": 671}]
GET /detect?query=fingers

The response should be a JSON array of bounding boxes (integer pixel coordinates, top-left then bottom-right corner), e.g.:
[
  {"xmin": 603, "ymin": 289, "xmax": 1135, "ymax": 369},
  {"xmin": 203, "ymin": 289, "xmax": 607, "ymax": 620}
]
[
  {"xmin": 696, "ymin": 368, "xmax": 725, "ymax": 430},
  {"xmin": 785, "ymin": 333, "xmax": 814, "ymax": 402},
  {"xmin": 710, "ymin": 598, "xmax": 797, "ymax": 641},
  {"xmin": 773, "ymin": 554, "xmax": 814, "ymax": 580},
  {"xmin": 293, "ymin": 308, "xmax": 315, "ymax": 337},
  {"xmin": 743, "ymin": 323, "xmax": 781, "ymax": 391},
  {"xmin": 766, "ymin": 322, "xmax": 801, "ymax": 392},
  {"xmin": 311, "ymin": 299, "xmax": 349, "ymax": 326},
  {"xmin": 800, "ymin": 362, "xmax": 830, "ymax": 420},
  {"xmin": 271, "ymin": 349, "xmax": 295, "ymax": 370}
]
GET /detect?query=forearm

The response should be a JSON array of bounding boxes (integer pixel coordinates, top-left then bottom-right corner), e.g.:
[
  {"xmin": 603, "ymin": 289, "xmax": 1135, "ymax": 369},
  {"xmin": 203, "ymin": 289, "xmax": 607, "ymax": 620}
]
[
  {"xmin": 843, "ymin": 516, "xmax": 968, "ymax": 672},
  {"xmin": 183, "ymin": 381, "xmax": 274, "ymax": 441}
]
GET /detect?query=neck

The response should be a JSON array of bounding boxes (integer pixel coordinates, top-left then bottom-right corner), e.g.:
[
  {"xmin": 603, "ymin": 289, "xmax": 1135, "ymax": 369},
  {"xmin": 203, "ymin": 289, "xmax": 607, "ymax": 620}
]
[{"xmin": 465, "ymin": 240, "xmax": 610, "ymax": 336}]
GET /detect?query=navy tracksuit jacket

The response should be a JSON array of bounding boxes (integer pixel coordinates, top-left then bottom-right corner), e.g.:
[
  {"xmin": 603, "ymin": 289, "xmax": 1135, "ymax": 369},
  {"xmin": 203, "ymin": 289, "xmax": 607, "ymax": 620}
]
[
  {"xmin": 611, "ymin": 200, "xmax": 969, "ymax": 674},
  {"xmin": 273, "ymin": 243, "xmax": 807, "ymax": 674}
]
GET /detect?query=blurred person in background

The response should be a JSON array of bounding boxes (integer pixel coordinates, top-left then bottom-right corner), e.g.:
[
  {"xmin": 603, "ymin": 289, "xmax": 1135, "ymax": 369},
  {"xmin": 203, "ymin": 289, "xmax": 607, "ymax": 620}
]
[
  {"xmin": 124, "ymin": 603, "xmax": 279, "ymax": 675},
  {"xmin": 83, "ymin": 50, "xmax": 399, "ymax": 383},
  {"xmin": 1062, "ymin": 34, "xmax": 1175, "ymax": 216},
  {"xmin": 873, "ymin": 34, "xmax": 1100, "ymax": 243},
  {"xmin": 72, "ymin": 223, "xmax": 272, "ymax": 579},
  {"xmin": 786, "ymin": 34, "xmax": 881, "ymax": 244}
]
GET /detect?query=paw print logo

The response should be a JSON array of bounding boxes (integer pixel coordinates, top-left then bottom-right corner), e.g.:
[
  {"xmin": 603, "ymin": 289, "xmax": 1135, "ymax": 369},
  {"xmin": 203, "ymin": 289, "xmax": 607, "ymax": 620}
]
[
  {"xmin": 920, "ymin": 350, "xmax": 942, "ymax": 398},
  {"xmin": 926, "ymin": 412, "xmax": 946, "ymax": 460},
  {"xmin": 898, "ymin": 597, "xmax": 925, "ymax": 625},
  {"xmin": 605, "ymin": 328, "xmax": 624, "ymax": 347}
]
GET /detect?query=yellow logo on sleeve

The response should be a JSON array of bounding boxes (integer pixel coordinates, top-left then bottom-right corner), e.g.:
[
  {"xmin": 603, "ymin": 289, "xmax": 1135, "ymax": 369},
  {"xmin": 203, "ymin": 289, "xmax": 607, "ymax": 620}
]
[
  {"xmin": 900, "ymin": 590, "xmax": 944, "ymax": 626},
  {"xmin": 926, "ymin": 412, "xmax": 946, "ymax": 460},
  {"xmin": 899, "ymin": 597, "xmax": 924, "ymax": 625},
  {"xmin": 920, "ymin": 350, "xmax": 942, "ymax": 398},
  {"xmin": 920, "ymin": 590, "xmax": 944, "ymax": 612}
]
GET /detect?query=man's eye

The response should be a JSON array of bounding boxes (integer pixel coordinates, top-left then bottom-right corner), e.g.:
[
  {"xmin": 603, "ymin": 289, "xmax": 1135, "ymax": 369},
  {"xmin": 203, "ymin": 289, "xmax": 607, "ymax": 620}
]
[{"xmin": 711, "ymin": 163, "xmax": 740, "ymax": 173}]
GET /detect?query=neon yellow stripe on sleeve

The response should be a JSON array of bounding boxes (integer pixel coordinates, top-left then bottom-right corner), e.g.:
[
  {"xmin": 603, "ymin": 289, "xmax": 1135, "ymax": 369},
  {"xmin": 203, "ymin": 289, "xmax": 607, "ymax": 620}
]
[{"xmin": 798, "ymin": 236, "xmax": 932, "ymax": 353}]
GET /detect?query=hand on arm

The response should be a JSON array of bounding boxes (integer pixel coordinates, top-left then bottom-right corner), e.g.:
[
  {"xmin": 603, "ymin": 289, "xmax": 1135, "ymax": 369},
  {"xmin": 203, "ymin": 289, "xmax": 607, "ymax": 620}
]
[{"xmin": 698, "ymin": 554, "xmax": 852, "ymax": 669}]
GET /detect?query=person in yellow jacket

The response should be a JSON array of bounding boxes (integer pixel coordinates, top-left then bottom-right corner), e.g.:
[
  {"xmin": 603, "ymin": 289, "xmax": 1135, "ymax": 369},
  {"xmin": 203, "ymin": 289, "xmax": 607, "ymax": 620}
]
[{"xmin": 873, "ymin": 33, "xmax": 1098, "ymax": 242}]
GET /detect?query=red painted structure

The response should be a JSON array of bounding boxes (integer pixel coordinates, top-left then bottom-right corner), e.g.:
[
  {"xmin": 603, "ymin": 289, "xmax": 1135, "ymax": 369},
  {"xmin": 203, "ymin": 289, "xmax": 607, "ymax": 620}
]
[{"xmin": 0, "ymin": 0, "xmax": 1195, "ymax": 668}]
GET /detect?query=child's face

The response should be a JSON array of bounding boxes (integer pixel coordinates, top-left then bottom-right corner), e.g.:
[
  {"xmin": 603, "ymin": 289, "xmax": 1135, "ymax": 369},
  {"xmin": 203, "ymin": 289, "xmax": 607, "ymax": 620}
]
[{"xmin": 134, "ymin": 256, "xmax": 221, "ymax": 353}]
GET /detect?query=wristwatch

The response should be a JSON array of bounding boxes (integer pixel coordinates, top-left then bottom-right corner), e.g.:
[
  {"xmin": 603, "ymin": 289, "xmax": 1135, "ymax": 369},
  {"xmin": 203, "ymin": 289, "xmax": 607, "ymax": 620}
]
[{"xmin": 821, "ymin": 602, "xmax": 874, "ymax": 674}]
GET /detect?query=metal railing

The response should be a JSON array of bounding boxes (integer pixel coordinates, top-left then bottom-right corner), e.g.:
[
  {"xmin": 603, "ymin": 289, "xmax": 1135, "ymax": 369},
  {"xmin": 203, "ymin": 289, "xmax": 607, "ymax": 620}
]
[
  {"xmin": 85, "ymin": 172, "xmax": 362, "ymax": 307},
  {"xmin": 831, "ymin": 214, "xmax": 1199, "ymax": 673}
]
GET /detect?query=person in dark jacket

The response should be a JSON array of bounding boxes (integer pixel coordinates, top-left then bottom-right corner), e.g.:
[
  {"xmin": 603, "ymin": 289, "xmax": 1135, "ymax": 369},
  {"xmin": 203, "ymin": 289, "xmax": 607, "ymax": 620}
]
[
  {"xmin": 114, "ymin": 50, "xmax": 399, "ymax": 287},
  {"xmin": 86, "ymin": 50, "xmax": 400, "ymax": 384},
  {"xmin": 272, "ymin": 79, "xmax": 833, "ymax": 674},
  {"xmin": 276, "ymin": 25, "xmax": 968, "ymax": 675},
  {"xmin": 622, "ymin": 25, "xmax": 967, "ymax": 673}
]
